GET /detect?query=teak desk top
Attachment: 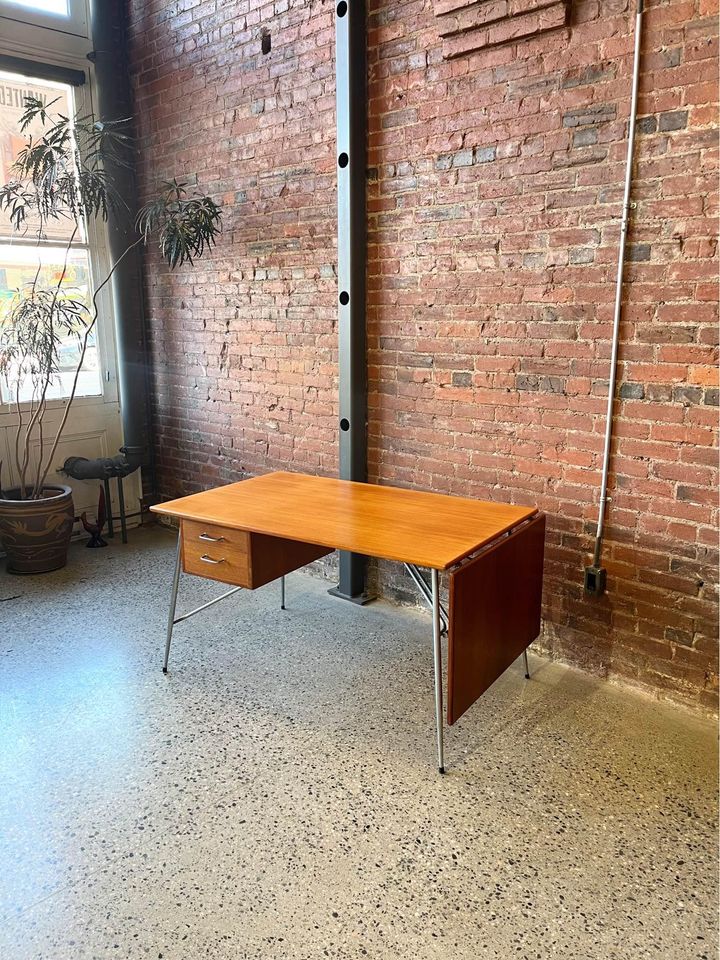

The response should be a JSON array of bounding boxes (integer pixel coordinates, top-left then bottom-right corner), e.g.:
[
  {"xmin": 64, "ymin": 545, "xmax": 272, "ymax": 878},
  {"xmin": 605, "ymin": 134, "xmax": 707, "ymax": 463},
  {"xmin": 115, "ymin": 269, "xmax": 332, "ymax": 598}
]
[{"xmin": 152, "ymin": 472, "xmax": 536, "ymax": 571}]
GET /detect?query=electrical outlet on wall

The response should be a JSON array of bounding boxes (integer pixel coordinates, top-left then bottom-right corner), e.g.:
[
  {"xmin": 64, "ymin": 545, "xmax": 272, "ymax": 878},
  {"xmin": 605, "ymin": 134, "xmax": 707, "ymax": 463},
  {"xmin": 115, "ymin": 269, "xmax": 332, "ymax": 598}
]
[{"xmin": 584, "ymin": 565, "xmax": 607, "ymax": 596}]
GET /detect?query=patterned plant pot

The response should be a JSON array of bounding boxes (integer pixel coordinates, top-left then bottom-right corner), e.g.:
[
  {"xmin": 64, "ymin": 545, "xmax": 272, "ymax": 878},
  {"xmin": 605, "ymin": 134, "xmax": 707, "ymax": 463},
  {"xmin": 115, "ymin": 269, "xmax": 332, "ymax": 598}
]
[{"xmin": 0, "ymin": 485, "xmax": 75, "ymax": 574}]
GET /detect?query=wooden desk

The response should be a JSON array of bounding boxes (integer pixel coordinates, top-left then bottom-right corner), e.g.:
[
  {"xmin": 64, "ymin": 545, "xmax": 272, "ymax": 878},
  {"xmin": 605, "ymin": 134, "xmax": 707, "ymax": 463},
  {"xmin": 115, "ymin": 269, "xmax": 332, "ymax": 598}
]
[{"xmin": 152, "ymin": 472, "xmax": 545, "ymax": 772}]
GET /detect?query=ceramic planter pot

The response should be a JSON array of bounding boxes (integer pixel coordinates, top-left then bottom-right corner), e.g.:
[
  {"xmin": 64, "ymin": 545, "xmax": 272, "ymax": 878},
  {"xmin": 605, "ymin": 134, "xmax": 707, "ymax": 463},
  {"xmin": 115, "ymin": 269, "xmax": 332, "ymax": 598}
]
[{"xmin": 0, "ymin": 485, "xmax": 75, "ymax": 574}]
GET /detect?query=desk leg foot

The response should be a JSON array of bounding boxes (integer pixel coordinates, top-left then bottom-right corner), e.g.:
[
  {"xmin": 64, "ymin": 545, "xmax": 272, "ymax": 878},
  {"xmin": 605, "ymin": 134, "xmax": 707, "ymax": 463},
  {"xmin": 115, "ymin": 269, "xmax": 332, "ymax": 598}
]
[
  {"xmin": 280, "ymin": 575, "xmax": 286, "ymax": 610},
  {"xmin": 163, "ymin": 538, "xmax": 182, "ymax": 673},
  {"xmin": 522, "ymin": 649, "xmax": 530, "ymax": 680},
  {"xmin": 431, "ymin": 568, "xmax": 445, "ymax": 774}
]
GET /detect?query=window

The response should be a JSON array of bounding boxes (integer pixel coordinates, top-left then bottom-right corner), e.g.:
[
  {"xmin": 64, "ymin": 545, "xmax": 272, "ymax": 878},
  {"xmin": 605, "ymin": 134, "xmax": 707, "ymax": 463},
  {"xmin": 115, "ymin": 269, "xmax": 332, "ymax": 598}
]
[
  {"xmin": 0, "ymin": 70, "xmax": 102, "ymax": 403},
  {"xmin": 0, "ymin": 0, "xmax": 87, "ymax": 37},
  {"xmin": 5, "ymin": 1, "xmax": 69, "ymax": 15}
]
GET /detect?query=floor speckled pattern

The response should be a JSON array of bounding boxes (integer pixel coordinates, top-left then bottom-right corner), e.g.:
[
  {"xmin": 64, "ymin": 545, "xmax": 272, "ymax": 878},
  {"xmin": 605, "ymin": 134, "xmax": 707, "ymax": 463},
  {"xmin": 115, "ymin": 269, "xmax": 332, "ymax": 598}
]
[{"xmin": 0, "ymin": 527, "xmax": 716, "ymax": 960}]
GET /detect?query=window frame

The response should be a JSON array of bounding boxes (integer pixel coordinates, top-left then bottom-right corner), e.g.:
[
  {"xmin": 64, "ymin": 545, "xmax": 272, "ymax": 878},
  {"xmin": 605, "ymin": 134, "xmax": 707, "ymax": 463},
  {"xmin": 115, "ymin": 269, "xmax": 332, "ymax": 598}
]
[
  {"xmin": 0, "ymin": 61, "xmax": 120, "ymax": 415},
  {"xmin": 0, "ymin": 0, "xmax": 88, "ymax": 40}
]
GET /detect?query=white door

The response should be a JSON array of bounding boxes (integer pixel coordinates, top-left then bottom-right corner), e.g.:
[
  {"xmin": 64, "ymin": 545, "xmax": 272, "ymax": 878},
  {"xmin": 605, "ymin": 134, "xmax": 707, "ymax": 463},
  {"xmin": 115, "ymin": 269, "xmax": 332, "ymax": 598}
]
[{"xmin": 0, "ymin": 69, "xmax": 137, "ymax": 534}]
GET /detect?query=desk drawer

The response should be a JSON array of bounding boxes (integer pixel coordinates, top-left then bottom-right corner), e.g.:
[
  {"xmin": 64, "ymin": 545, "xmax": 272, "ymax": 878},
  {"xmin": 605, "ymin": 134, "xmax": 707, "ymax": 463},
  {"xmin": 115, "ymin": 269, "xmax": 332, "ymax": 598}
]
[
  {"xmin": 180, "ymin": 519, "xmax": 333, "ymax": 590},
  {"xmin": 181, "ymin": 520, "xmax": 251, "ymax": 587}
]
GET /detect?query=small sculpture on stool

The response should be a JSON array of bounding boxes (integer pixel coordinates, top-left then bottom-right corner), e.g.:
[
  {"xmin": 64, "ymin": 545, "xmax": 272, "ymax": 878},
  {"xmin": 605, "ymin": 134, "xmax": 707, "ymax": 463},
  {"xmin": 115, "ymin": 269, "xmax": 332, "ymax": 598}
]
[
  {"xmin": 81, "ymin": 486, "xmax": 108, "ymax": 548},
  {"xmin": 61, "ymin": 447, "xmax": 141, "ymax": 544}
]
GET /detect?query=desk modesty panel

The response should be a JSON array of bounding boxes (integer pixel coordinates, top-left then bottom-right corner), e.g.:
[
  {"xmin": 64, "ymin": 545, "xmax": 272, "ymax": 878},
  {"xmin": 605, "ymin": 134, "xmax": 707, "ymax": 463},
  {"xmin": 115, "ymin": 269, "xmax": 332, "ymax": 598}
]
[{"xmin": 151, "ymin": 471, "xmax": 537, "ymax": 571}]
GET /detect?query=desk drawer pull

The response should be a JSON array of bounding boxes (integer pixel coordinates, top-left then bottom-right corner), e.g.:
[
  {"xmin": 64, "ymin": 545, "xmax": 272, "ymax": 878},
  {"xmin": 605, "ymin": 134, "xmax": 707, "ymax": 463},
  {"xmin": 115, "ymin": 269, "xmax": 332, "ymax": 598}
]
[
  {"xmin": 199, "ymin": 532, "xmax": 225, "ymax": 543},
  {"xmin": 200, "ymin": 554, "xmax": 226, "ymax": 564}
]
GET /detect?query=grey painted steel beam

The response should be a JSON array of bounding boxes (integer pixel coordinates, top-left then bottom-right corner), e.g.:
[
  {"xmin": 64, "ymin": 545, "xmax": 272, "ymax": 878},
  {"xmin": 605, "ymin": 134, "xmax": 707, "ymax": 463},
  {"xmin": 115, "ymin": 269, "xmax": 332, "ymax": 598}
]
[{"xmin": 332, "ymin": 0, "xmax": 368, "ymax": 602}]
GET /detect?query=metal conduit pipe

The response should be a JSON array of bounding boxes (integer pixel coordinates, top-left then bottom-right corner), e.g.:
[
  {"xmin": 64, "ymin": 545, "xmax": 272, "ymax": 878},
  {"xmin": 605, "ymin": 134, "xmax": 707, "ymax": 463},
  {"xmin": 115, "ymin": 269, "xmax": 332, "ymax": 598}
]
[
  {"xmin": 90, "ymin": 2, "xmax": 155, "ymax": 491},
  {"xmin": 61, "ymin": 452, "xmax": 141, "ymax": 480},
  {"xmin": 584, "ymin": 0, "xmax": 645, "ymax": 596}
]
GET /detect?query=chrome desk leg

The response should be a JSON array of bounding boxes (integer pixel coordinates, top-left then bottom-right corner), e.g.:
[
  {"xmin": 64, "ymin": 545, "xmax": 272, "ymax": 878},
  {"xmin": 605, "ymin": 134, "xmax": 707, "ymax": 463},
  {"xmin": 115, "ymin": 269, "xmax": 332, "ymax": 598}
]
[
  {"xmin": 431, "ymin": 568, "xmax": 445, "ymax": 774},
  {"xmin": 280, "ymin": 575, "xmax": 286, "ymax": 610},
  {"xmin": 522, "ymin": 649, "xmax": 530, "ymax": 680},
  {"xmin": 163, "ymin": 537, "xmax": 182, "ymax": 674}
]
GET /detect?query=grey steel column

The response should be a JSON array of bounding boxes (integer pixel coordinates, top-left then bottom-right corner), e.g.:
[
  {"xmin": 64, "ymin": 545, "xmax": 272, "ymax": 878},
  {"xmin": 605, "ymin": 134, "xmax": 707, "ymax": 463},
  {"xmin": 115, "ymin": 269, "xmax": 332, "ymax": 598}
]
[{"xmin": 330, "ymin": 0, "xmax": 369, "ymax": 603}]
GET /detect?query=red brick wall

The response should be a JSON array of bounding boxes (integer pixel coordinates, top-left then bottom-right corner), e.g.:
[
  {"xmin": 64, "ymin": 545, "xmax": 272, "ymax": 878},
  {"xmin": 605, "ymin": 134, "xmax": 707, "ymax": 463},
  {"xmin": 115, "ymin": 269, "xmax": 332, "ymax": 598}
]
[
  {"xmin": 126, "ymin": 0, "xmax": 719, "ymax": 712},
  {"xmin": 127, "ymin": 0, "xmax": 340, "ymax": 484}
]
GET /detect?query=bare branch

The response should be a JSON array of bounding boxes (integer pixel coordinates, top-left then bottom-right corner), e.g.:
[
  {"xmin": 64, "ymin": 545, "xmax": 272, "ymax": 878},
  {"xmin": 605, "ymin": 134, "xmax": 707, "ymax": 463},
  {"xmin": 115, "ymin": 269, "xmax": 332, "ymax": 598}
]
[{"xmin": 36, "ymin": 237, "xmax": 145, "ymax": 494}]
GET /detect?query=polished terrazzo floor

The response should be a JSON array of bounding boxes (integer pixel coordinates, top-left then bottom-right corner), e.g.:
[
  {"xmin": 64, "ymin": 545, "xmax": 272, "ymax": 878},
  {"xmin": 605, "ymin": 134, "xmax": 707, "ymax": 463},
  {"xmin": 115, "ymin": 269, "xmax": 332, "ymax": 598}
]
[{"xmin": 0, "ymin": 526, "xmax": 717, "ymax": 960}]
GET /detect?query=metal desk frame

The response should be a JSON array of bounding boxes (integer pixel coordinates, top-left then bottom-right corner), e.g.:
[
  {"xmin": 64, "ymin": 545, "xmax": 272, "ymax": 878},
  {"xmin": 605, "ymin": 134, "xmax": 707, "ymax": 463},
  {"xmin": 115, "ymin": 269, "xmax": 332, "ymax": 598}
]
[{"xmin": 161, "ymin": 540, "xmax": 530, "ymax": 774}]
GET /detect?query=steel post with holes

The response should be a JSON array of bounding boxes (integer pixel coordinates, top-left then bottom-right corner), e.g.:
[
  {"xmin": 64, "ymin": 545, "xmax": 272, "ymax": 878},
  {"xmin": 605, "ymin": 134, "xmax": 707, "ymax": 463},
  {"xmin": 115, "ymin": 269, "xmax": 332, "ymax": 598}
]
[{"xmin": 330, "ymin": 0, "xmax": 369, "ymax": 604}]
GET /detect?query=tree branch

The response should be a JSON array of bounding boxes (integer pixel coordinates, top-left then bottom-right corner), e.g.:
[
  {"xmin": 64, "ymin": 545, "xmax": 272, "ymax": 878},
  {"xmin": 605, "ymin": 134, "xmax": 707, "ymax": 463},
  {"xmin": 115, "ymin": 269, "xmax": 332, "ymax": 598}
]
[
  {"xmin": 21, "ymin": 224, "xmax": 78, "ymax": 498},
  {"xmin": 35, "ymin": 236, "xmax": 145, "ymax": 496}
]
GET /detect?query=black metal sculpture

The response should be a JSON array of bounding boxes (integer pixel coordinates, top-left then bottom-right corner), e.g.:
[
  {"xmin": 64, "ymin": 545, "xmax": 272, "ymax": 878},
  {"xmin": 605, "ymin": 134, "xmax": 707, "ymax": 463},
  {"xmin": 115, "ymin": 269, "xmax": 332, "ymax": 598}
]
[
  {"xmin": 81, "ymin": 486, "xmax": 108, "ymax": 548},
  {"xmin": 61, "ymin": 447, "xmax": 141, "ymax": 544}
]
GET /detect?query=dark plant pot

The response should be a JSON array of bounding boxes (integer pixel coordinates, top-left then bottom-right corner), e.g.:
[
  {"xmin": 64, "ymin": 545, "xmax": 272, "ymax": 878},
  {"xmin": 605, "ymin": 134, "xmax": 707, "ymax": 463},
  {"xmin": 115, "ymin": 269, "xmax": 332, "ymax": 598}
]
[{"xmin": 0, "ymin": 485, "xmax": 75, "ymax": 574}]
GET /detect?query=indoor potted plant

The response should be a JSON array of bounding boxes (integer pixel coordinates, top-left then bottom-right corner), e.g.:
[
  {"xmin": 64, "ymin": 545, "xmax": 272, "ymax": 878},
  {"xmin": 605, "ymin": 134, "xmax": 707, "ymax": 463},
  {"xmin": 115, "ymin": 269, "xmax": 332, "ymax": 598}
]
[{"xmin": 0, "ymin": 96, "xmax": 221, "ymax": 573}]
